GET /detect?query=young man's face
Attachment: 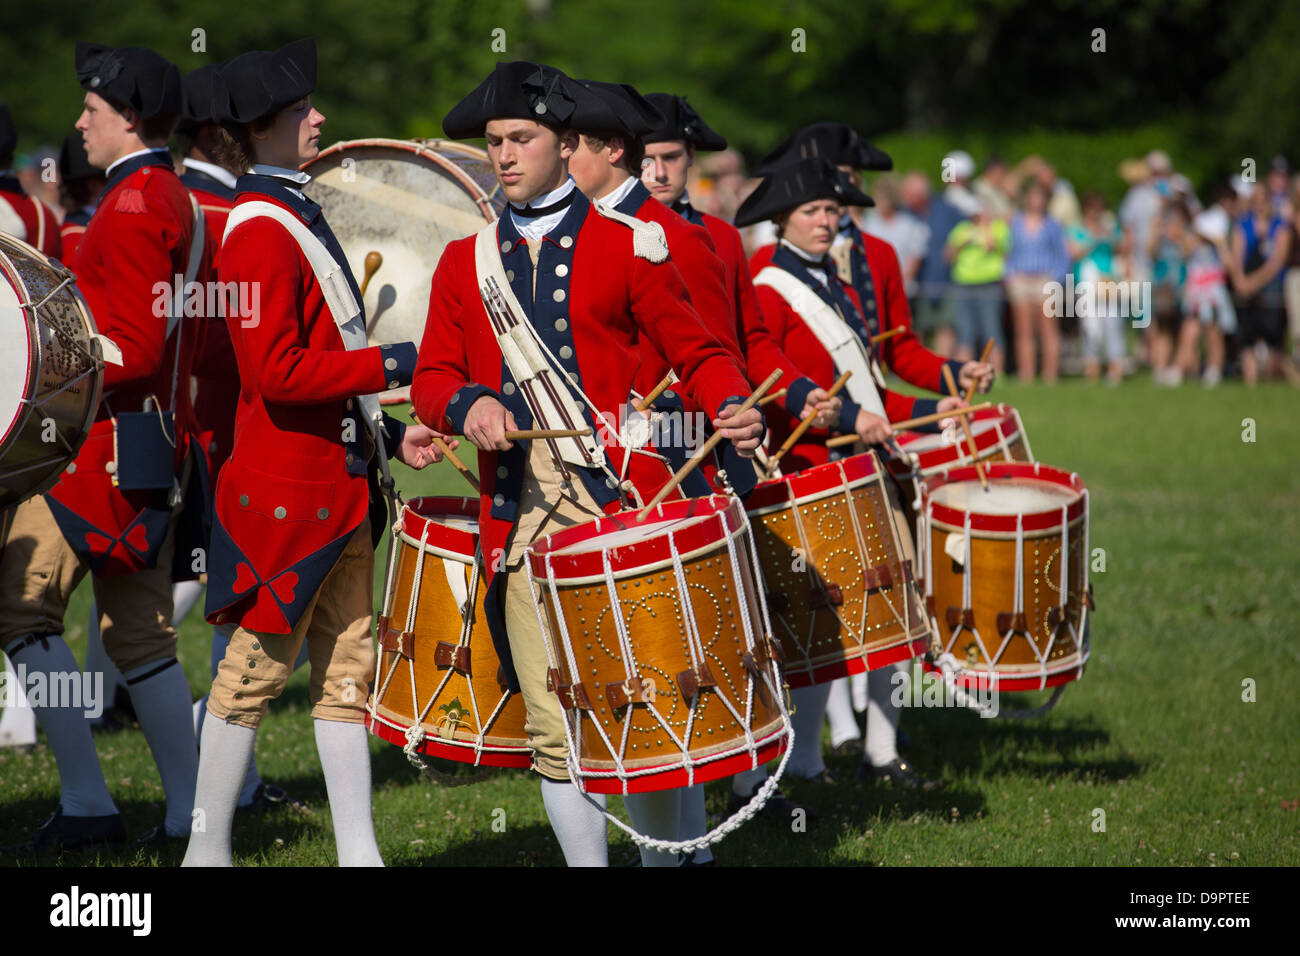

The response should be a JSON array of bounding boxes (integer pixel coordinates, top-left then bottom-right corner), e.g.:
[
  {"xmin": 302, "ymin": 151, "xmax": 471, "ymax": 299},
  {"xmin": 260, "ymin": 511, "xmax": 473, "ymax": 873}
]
[
  {"xmin": 568, "ymin": 134, "xmax": 627, "ymax": 200},
  {"xmin": 642, "ymin": 139, "xmax": 692, "ymax": 206},
  {"xmin": 75, "ymin": 92, "xmax": 132, "ymax": 169},
  {"xmin": 485, "ymin": 118, "xmax": 574, "ymax": 205},
  {"xmin": 255, "ymin": 97, "xmax": 325, "ymax": 168}
]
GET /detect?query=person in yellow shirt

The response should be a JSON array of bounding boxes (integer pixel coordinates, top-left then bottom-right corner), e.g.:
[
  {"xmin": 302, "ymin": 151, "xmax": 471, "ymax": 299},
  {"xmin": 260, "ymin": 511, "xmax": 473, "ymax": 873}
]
[{"xmin": 945, "ymin": 201, "xmax": 1010, "ymax": 370}]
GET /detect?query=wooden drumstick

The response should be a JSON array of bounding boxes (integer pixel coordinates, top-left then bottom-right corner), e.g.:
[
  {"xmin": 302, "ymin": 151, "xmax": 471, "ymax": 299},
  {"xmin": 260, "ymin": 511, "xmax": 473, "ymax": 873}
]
[
  {"xmin": 943, "ymin": 364, "xmax": 987, "ymax": 490},
  {"xmin": 504, "ymin": 428, "xmax": 592, "ymax": 440},
  {"xmin": 433, "ymin": 436, "xmax": 480, "ymax": 492},
  {"xmin": 633, "ymin": 372, "xmax": 678, "ymax": 413},
  {"xmin": 360, "ymin": 250, "xmax": 383, "ymax": 297},
  {"xmin": 758, "ymin": 387, "xmax": 787, "ymax": 407},
  {"xmin": 767, "ymin": 370, "xmax": 852, "ymax": 472},
  {"xmin": 642, "ymin": 368, "xmax": 782, "ymax": 512},
  {"xmin": 869, "ymin": 326, "xmax": 905, "ymax": 346},
  {"xmin": 824, "ymin": 401, "xmax": 994, "ymax": 448},
  {"xmin": 964, "ymin": 337, "xmax": 996, "ymax": 403}
]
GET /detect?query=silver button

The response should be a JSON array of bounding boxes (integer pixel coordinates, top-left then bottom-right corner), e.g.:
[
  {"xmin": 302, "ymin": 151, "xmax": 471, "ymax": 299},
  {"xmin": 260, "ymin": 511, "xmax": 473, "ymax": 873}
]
[
  {"xmin": 388, "ymin": 380, "xmax": 399, "ymax": 389},
  {"xmin": 559, "ymin": 345, "xmax": 573, "ymax": 359},
  {"xmin": 535, "ymin": 101, "xmax": 548, "ymax": 115},
  {"xmin": 555, "ymin": 264, "xmax": 569, "ymax": 277},
  {"xmin": 552, "ymin": 289, "xmax": 566, "ymax": 302},
  {"xmin": 502, "ymin": 382, "xmax": 516, "ymax": 395},
  {"xmin": 385, "ymin": 357, "xmax": 397, "ymax": 370},
  {"xmin": 555, "ymin": 318, "xmax": 568, "ymax": 331},
  {"xmin": 274, "ymin": 506, "xmax": 287, "ymax": 519},
  {"xmin": 496, "ymin": 466, "xmax": 509, "ymax": 479},
  {"xmin": 346, "ymin": 453, "xmax": 355, "ymax": 466},
  {"xmin": 560, "ymin": 235, "xmax": 573, "ymax": 248},
  {"xmin": 493, "ymin": 493, "xmax": 505, "ymax": 507},
  {"xmin": 664, "ymin": 390, "xmax": 676, "ymax": 400},
  {"xmin": 449, "ymin": 392, "xmax": 459, "ymax": 404},
  {"xmin": 240, "ymin": 494, "xmax": 249, "ymax": 506},
  {"xmin": 209, "ymin": 441, "xmax": 218, "ymax": 453},
  {"xmin": 567, "ymin": 372, "xmax": 579, "ymax": 384},
  {"xmin": 605, "ymin": 477, "xmax": 618, "ymax": 489},
  {"xmin": 501, "ymin": 240, "xmax": 512, "ymax": 253},
  {"xmin": 103, "ymin": 461, "xmax": 114, "ymax": 474},
  {"xmin": 318, "ymin": 508, "xmax": 329, "ymax": 520},
  {"xmin": 506, "ymin": 270, "xmax": 515, "ymax": 282},
  {"xmin": 66, "ymin": 462, "xmax": 76, "ymax": 474}
]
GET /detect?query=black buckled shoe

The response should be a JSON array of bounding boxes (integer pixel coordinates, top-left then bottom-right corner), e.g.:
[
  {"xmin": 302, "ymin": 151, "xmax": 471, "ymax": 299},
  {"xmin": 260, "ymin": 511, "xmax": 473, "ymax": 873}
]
[
  {"xmin": 857, "ymin": 757, "xmax": 938, "ymax": 791},
  {"xmin": 4, "ymin": 805, "xmax": 126, "ymax": 855},
  {"xmin": 239, "ymin": 783, "xmax": 306, "ymax": 815},
  {"xmin": 728, "ymin": 780, "xmax": 818, "ymax": 821}
]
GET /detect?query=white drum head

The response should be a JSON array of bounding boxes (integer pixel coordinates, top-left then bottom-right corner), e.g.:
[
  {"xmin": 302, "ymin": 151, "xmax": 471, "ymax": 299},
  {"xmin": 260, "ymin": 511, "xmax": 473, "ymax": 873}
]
[
  {"xmin": 549, "ymin": 513, "xmax": 705, "ymax": 555},
  {"xmin": 0, "ymin": 267, "xmax": 32, "ymax": 449},
  {"xmin": 930, "ymin": 478, "xmax": 1078, "ymax": 516},
  {"xmin": 903, "ymin": 415, "xmax": 1005, "ymax": 454}
]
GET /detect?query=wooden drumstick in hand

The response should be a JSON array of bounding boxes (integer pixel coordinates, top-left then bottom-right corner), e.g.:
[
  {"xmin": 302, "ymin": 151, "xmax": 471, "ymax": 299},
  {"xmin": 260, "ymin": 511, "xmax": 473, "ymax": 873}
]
[
  {"xmin": 642, "ymin": 369, "xmax": 782, "ymax": 512},
  {"xmin": 360, "ymin": 250, "xmax": 383, "ymax": 298},
  {"xmin": 767, "ymin": 370, "xmax": 852, "ymax": 473},
  {"xmin": 943, "ymin": 364, "xmax": 987, "ymax": 491},
  {"xmin": 504, "ymin": 428, "xmax": 592, "ymax": 440},
  {"xmin": 633, "ymin": 372, "xmax": 678, "ymax": 413},
  {"xmin": 869, "ymin": 326, "xmax": 905, "ymax": 346},
  {"xmin": 965, "ymin": 337, "xmax": 996, "ymax": 403},
  {"xmin": 824, "ymin": 401, "xmax": 994, "ymax": 447},
  {"xmin": 758, "ymin": 387, "xmax": 787, "ymax": 407}
]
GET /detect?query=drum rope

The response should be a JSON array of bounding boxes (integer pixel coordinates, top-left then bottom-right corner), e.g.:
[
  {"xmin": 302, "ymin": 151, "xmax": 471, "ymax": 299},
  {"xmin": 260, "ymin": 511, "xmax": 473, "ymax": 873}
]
[
  {"xmin": 784, "ymin": 482, "xmax": 823, "ymax": 662},
  {"xmin": 930, "ymin": 652, "xmax": 1068, "ymax": 719},
  {"xmin": 860, "ymin": 468, "xmax": 909, "ymax": 635},
  {"xmin": 667, "ymin": 531, "xmax": 708, "ymax": 786},
  {"xmin": 828, "ymin": 464, "xmax": 872, "ymax": 644}
]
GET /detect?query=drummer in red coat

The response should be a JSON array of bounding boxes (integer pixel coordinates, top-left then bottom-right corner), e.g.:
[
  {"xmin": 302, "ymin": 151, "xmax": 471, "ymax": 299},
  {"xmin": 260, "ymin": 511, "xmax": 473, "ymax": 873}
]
[
  {"xmin": 182, "ymin": 39, "xmax": 442, "ymax": 868},
  {"xmin": 0, "ymin": 105, "xmax": 63, "ymax": 260},
  {"xmin": 55, "ymin": 133, "xmax": 105, "ymax": 264},
  {"xmin": 411, "ymin": 61, "xmax": 763, "ymax": 867},
  {"xmin": 751, "ymin": 123, "xmax": 994, "ymax": 398},
  {"xmin": 0, "ymin": 43, "xmax": 205, "ymax": 853},
  {"xmin": 733, "ymin": 156, "xmax": 966, "ymax": 790}
]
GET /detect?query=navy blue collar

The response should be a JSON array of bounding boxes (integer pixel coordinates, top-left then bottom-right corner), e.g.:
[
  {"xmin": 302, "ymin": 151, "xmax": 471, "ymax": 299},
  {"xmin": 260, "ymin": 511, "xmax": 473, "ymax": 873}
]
[
  {"xmin": 613, "ymin": 180, "xmax": 651, "ymax": 217},
  {"xmin": 771, "ymin": 242, "xmax": 863, "ymax": 321},
  {"xmin": 497, "ymin": 187, "xmax": 589, "ymax": 250},
  {"xmin": 234, "ymin": 173, "xmax": 320, "ymax": 224},
  {"xmin": 0, "ymin": 176, "xmax": 23, "ymax": 195},
  {"xmin": 100, "ymin": 149, "xmax": 173, "ymax": 202},
  {"xmin": 181, "ymin": 168, "xmax": 236, "ymax": 203},
  {"xmin": 64, "ymin": 207, "xmax": 94, "ymax": 226},
  {"xmin": 672, "ymin": 196, "xmax": 704, "ymax": 226}
]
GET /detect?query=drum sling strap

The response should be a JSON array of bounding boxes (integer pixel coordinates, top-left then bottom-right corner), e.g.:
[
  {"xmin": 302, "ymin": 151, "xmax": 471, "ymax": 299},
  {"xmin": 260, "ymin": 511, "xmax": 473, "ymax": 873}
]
[{"xmin": 752, "ymin": 265, "xmax": 888, "ymax": 418}]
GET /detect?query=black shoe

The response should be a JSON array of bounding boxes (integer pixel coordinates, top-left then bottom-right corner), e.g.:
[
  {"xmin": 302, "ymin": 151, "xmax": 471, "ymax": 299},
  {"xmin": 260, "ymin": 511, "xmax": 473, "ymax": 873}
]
[
  {"xmin": 728, "ymin": 781, "xmax": 817, "ymax": 821},
  {"xmin": 793, "ymin": 768, "xmax": 838, "ymax": 786},
  {"xmin": 130, "ymin": 824, "xmax": 187, "ymax": 852},
  {"xmin": 4, "ymin": 805, "xmax": 126, "ymax": 855},
  {"xmin": 832, "ymin": 739, "xmax": 862, "ymax": 757},
  {"xmin": 238, "ymin": 782, "xmax": 306, "ymax": 815},
  {"xmin": 857, "ymin": 757, "xmax": 937, "ymax": 791}
]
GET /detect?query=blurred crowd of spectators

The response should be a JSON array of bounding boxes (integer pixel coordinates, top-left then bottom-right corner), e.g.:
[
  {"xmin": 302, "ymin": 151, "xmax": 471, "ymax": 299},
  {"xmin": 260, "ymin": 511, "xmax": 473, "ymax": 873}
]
[{"xmin": 690, "ymin": 148, "xmax": 1300, "ymax": 388}]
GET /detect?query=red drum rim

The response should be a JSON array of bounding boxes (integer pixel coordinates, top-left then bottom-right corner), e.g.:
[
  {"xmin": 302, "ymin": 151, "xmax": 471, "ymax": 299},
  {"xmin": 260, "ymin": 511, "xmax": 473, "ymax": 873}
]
[
  {"xmin": 575, "ymin": 730, "xmax": 787, "ymax": 794},
  {"xmin": 783, "ymin": 635, "xmax": 928, "ymax": 688},
  {"xmin": 526, "ymin": 494, "xmax": 745, "ymax": 580},
  {"xmin": 920, "ymin": 657, "xmax": 1087, "ymax": 693},
  {"xmin": 305, "ymin": 137, "xmax": 502, "ymax": 222},
  {"xmin": 888, "ymin": 404, "xmax": 1020, "ymax": 476},
  {"xmin": 747, "ymin": 448, "xmax": 882, "ymax": 512},
  {"xmin": 922, "ymin": 462, "xmax": 1085, "ymax": 534},
  {"xmin": 366, "ymin": 712, "xmax": 531, "ymax": 769},
  {"xmin": 400, "ymin": 495, "xmax": 482, "ymax": 555}
]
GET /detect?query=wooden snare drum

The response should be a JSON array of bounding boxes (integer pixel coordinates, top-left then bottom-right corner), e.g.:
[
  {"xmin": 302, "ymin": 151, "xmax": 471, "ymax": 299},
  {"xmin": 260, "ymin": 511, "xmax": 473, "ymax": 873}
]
[
  {"xmin": 919, "ymin": 462, "xmax": 1091, "ymax": 692},
  {"xmin": 527, "ymin": 495, "xmax": 789, "ymax": 795},
  {"xmin": 746, "ymin": 450, "xmax": 930, "ymax": 687},
  {"xmin": 367, "ymin": 496, "xmax": 530, "ymax": 767}
]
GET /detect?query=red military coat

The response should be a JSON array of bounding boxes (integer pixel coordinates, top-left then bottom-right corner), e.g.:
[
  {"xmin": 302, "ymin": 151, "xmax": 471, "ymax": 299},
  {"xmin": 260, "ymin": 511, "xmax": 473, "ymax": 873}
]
[
  {"xmin": 204, "ymin": 175, "xmax": 415, "ymax": 634},
  {"xmin": 181, "ymin": 165, "xmax": 240, "ymax": 478},
  {"xmin": 0, "ymin": 179, "xmax": 62, "ymax": 260},
  {"xmin": 59, "ymin": 208, "xmax": 92, "ymax": 264},
  {"xmin": 752, "ymin": 243, "xmax": 939, "ymax": 475},
  {"xmin": 752, "ymin": 229, "xmax": 964, "ymax": 393},
  {"xmin": 43, "ymin": 152, "xmax": 202, "ymax": 578},
  {"xmin": 412, "ymin": 188, "xmax": 752, "ymax": 586}
]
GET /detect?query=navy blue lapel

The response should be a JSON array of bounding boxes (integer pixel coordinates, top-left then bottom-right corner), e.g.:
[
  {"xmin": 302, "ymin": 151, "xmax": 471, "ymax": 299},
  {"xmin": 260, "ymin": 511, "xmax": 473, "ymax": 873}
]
[
  {"xmin": 772, "ymin": 243, "xmax": 872, "ymax": 342},
  {"xmin": 64, "ymin": 207, "xmax": 94, "ymax": 226},
  {"xmin": 613, "ymin": 180, "xmax": 650, "ymax": 217},
  {"xmin": 0, "ymin": 176, "xmax": 23, "ymax": 195},
  {"xmin": 181, "ymin": 167, "xmax": 236, "ymax": 202},
  {"xmin": 97, "ymin": 149, "xmax": 174, "ymax": 206},
  {"xmin": 673, "ymin": 197, "xmax": 704, "ymax": 227}
]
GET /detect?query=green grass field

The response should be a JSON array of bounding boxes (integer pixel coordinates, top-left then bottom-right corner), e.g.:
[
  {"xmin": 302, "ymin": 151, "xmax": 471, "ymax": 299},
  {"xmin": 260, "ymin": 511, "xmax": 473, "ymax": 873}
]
[{"xmin": 2, "ymin": 375, "xmax": 1298, "ymax": 866}]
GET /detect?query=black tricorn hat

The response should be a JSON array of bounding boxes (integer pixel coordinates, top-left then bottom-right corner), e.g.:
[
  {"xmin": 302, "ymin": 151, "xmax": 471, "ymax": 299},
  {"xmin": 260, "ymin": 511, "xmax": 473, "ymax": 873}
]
[
  {"xmin": 177, "ymin": 64, "xmax": 224, "ymax": 133},
  {"xmin": 572, "ymin": 80, "xmax": 664, "ymax": 139},
  {"xmin": 75, "ymin": 43, "xmax": 181, "ymax": 121},
  {"xmin": 757, "ymin": 122, "xmax": 892, "ymax": 174},
  {"xmin": 58, "ymin": 133, "xmax": 100, "ymax": 180},
  {"xmin": 443, "ymin": 61, "xmax": 589, "ymax": 140},
  {"xmin": 0, "ymin": 105, "xmax": 16, "ymax": 157},
  {"xmin": 214, "ymin": 38, "xmax": 316, "ymax": 125},
  {"xmin": 734, "ymin": 157, "xmax": 873, "ymax": 227},
  {"xmin": 642, "ymin": 94, "xmax": 727, "ymax": 151}
]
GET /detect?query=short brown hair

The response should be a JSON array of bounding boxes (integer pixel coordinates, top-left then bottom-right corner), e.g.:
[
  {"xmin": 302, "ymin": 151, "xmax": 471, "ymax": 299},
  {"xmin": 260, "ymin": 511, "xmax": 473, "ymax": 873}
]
[
  {"xmin": 580, "ymin": 133, "xmax": 645, "ymax": 178},
  {"xmin": 209, "ymin": 116, "xmax": 275, "ymax": 174},
  {"xmin": 104, "ymin": 95, "xmax": 177, "ymax": 144}
]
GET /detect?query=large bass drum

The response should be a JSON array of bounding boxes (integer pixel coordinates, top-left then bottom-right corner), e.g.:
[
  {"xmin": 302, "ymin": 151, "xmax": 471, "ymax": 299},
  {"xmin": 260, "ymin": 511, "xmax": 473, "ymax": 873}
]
[
  {"xmin": 303, "ymin": 139, "xmax": 505, "ymax": 399},
  {"xmin": 0, "ymin": 232, "xmax": 104, "ymax": 509}
]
